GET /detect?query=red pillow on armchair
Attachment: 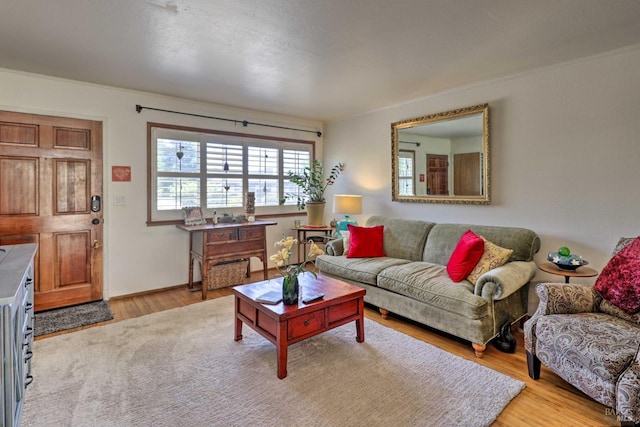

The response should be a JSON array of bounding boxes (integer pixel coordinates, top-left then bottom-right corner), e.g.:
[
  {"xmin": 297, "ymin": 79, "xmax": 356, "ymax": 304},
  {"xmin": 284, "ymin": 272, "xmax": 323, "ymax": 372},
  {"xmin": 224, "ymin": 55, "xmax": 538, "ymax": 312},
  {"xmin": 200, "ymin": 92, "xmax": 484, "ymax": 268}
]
[
  {"xmin": 346, "ymin": 224, "xmax": 386, "ymax": 258},
  {"xmin": 594, "ymin": 236, "xmax": 640, "ymax": 314}
]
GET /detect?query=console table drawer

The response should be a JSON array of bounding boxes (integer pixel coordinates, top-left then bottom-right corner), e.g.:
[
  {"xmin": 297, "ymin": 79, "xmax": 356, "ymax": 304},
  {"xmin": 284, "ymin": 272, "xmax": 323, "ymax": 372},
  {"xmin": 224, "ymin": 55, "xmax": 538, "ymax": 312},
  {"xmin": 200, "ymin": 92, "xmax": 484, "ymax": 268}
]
[
  {"xmin": 288, "ymin": 311, "xmax": 325, "ymax": 340},
  {"xmin": 205, "ymin": 240, "xmax": 264, "ymax": 256},
  {"xmin": 206, "ymin": 230, "xmax": 238, "ymax": 242},
  {"xmin": 239, "ymin": 226, "xmax": 264, "ymax": 241}
]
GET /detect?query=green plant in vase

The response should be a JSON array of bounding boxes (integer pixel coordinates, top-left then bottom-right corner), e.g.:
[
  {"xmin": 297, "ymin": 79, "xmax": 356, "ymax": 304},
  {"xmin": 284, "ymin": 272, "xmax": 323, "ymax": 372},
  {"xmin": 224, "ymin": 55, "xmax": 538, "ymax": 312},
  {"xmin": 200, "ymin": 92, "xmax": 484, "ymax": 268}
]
[
  {"xmin": 281, "ymin": 159, "xmax": 344, "ymax": 210},
  {"xmin": 270, "ymin": 236, "xmax": 324, "ymax": 304}
]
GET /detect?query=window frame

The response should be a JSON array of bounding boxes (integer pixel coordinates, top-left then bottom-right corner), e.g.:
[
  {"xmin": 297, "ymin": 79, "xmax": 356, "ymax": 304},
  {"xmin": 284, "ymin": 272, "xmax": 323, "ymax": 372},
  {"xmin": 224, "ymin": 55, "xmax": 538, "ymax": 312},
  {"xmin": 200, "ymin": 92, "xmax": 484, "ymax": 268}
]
[
  {"xmin": 398, "ymin": 149, "xmax": 415, "ymax": 196},
  {"xmin": 147, "ymin": 122, "xmax": 315, "ymax": 226}
]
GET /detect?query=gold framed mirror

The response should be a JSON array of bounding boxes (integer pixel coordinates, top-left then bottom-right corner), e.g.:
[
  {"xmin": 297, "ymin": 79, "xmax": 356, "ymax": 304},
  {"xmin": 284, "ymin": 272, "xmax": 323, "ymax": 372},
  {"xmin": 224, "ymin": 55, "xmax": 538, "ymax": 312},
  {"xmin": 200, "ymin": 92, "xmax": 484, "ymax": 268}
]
[{"xmin": 391, "ymin": 103, "xmax": 489, "ymax": 204}]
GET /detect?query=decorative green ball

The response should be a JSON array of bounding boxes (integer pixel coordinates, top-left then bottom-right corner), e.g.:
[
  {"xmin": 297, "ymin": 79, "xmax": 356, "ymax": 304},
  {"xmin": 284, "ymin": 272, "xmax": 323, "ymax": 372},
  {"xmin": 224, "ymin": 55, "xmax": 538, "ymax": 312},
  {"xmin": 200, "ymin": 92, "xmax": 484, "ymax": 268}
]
[{"xmin": 558, "ymin": 246, "xmax": 571, "ymax": 257}]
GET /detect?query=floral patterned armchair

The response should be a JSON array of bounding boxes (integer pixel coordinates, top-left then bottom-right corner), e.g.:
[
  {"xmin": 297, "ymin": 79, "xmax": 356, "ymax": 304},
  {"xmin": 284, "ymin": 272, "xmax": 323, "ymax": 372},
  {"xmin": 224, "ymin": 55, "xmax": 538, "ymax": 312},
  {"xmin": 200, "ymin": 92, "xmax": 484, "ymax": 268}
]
[{"xmin": 524, "ymin": 238, "xmax": 640, "ymax": 426}]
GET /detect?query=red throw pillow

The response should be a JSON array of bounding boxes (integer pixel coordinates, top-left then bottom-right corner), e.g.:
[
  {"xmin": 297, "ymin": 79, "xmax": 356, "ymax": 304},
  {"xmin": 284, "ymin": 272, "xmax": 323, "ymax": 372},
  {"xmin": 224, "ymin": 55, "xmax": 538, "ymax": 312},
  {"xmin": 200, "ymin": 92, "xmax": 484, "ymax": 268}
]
[
  {"xmin": 346, "ymin": 224, "xmax": 386, "ymax": 258},
  {"xmin": 447, "ymin": 230, "xmax": 485, "ymax": 282},
  {"xmin": 594, "ymin": 236, "xmax": 640, "ymax": 314}
]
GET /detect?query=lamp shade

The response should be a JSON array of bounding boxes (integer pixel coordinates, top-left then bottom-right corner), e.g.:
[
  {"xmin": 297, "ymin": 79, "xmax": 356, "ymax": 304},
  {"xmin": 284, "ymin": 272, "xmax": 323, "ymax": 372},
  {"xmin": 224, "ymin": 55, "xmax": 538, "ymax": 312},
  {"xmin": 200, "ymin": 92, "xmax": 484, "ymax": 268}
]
[
  {"xmin": 332, "ymin": 195, "xmax": 362, "ymax": 215},
  {"xmin": 333, "ymin": 195, "xmax": 362, "ymax": 236}
]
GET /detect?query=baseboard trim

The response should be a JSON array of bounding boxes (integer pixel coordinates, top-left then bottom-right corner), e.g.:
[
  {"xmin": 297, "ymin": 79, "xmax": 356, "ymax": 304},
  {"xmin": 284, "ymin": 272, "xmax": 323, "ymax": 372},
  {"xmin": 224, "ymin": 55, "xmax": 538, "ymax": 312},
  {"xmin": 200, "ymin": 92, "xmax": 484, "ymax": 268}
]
[
  {"xmin": 108, "ymin": 283, "xmax": 192, "ymax": 301},
  {"xmin": 109, "ymin": 267, "xmax": 281, "ymax": 301}
]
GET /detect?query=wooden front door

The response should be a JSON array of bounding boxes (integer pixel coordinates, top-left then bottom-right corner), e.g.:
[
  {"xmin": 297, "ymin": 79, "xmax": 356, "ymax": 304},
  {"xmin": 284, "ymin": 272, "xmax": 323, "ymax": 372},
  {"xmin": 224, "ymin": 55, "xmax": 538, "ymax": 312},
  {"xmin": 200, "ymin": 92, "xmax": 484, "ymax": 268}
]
[
  {"xmin": 0, "ymin": 110, "xmax": 103, "ymax": 311},
  {"xmin": 426, "ymin": 154, "xmax": 449, "ymax": 195}
]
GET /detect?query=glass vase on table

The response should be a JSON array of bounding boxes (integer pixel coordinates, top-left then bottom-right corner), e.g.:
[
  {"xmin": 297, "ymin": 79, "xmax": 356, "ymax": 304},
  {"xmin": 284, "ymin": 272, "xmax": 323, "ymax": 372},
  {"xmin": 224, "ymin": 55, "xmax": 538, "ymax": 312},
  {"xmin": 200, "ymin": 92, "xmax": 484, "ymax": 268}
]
[
  {"xmin": 270, "ymin": 236, "xmax": 325, "ymax": 305},
  {"xmin": 282, "ymin": 274, "xmax": 299, "ymax": 305}
]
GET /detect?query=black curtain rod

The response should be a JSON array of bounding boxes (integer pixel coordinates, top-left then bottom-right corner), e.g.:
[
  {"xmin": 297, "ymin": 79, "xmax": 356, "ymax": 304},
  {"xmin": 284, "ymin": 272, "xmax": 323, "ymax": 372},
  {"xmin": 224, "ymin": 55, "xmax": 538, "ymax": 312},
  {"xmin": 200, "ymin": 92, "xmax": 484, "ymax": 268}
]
[
  {"xmin": 135, "ymin": 104, "xmax": 322, "ymax": 137},
  {"xmin": 400, "ymin": 140, "xmax": 421, "ymax": 147}
]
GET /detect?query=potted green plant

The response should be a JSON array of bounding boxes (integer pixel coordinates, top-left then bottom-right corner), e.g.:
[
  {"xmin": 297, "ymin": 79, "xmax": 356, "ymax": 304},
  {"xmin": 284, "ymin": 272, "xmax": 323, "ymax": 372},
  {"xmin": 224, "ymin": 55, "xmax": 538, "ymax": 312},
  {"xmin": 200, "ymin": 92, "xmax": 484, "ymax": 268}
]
[{"xmin": 282, "ymin": 159, "xmax": 344, "ymax": 225}]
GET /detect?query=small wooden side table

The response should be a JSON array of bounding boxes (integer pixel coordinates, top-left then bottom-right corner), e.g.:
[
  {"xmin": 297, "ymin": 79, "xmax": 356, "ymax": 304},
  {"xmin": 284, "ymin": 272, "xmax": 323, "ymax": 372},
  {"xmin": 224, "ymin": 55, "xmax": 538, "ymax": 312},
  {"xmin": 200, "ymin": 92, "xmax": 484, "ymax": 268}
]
[
  {"xmin": 538, "ymin": 262, "xmax": 598, "ymax": 283},
  {"xmin": 292, "ymin": 226, "xmax": 334, "ymax": 261}
]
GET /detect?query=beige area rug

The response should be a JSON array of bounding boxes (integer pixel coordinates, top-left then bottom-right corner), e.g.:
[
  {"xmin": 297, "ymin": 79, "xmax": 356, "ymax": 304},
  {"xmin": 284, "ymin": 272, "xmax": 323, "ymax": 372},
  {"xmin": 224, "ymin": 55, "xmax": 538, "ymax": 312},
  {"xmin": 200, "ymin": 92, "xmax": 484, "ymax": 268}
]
[{"xmin": 22, "ymin": 296, "xmax": 524, "ymax": 427}]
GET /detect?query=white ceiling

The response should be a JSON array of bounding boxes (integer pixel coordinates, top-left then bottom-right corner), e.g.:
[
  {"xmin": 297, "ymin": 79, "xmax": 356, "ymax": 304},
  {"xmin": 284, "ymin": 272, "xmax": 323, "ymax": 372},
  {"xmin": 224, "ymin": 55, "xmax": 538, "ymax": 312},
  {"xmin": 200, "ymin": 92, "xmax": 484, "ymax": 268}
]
[{"xmin": 2, "ymin": 0, "xmax": 640, "ymax": 121}]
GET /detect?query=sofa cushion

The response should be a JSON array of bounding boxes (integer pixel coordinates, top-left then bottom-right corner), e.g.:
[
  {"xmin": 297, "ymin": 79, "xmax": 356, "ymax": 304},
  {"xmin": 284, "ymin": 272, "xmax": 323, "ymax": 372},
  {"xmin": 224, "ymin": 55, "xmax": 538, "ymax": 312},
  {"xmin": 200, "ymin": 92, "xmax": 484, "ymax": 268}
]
[
  {"xmin": 347, "ymin": 224, "xmax": 386, "ymax": 258},
  {"xmin": 377, "ymin": 262, "xmax": 488, "ymax": 320},
  {"xmin": 594, "ymin": 236, "xmax": 640, "ymax": 314},
  {"xmin": 447, "ymin": 230, "xmax": 484, "ymax": 282},
  {"xmin": 467, "ymin": 238, "xmax": 513, "ymax": 285},
  {"xmin": 315, "ymin": 255, "xmax": 409, "ymax": 286},
  {"xmin": 535, "ymin": 312, "xmax": 640, "ymax": 384},
  {"xmin": 422, "ymin": 223, "xmax": 540, "ymax": 265},
  {"xmin": 365, "ymin": 215, "xmax": 436, "ymax": 261}
]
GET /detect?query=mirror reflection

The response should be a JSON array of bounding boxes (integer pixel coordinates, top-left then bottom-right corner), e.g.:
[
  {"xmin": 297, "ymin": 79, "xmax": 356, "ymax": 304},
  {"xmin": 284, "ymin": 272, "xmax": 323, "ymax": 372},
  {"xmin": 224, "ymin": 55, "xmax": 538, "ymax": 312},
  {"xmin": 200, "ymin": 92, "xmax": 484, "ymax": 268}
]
[{"xmin": 392, "ymin": 103, "xmax": 490, "ymax": 204}]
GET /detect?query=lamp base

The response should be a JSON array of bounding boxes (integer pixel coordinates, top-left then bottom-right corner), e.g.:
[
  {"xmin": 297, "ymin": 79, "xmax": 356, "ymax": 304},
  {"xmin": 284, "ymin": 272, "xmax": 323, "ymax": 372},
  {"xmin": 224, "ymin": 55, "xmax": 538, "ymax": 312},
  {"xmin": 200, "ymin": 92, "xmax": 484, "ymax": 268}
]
[{"xmin": 336, "ymin": 216, "xmax": 358, "ymax": 236}]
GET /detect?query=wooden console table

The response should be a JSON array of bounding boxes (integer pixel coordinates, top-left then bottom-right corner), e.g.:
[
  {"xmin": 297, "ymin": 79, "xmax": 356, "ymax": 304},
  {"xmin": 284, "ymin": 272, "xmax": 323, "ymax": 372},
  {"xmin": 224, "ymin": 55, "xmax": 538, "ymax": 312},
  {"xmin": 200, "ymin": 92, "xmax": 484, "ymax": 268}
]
[{"xmin": 177, "ymin": 220, "xmax": 277, "ymax": 299}]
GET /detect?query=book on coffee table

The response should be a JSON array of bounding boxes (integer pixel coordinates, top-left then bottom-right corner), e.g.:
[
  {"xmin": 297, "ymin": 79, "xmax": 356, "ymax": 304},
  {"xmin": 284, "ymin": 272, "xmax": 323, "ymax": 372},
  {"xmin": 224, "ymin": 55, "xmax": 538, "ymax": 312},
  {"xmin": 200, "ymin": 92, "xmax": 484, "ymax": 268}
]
[{"xmin": 254, "ymin": 290, "xmax": 282, "ymax": 305}]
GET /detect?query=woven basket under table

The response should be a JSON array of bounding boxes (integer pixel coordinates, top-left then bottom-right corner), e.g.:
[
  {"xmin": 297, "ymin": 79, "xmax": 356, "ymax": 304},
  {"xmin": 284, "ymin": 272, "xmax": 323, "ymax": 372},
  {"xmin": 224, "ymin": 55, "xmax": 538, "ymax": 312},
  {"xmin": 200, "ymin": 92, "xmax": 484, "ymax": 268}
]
[{"xmin": 207, "ymin": 259, "xmax": 248, "ymax": 290}]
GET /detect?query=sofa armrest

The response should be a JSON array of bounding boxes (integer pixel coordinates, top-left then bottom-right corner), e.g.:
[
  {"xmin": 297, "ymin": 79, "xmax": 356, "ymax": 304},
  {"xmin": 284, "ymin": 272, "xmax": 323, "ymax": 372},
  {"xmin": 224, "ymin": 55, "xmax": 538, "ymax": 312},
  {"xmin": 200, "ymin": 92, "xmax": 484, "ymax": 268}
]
[
  {"xmin": 474, "ymin": 261, "xmax": 537, "ymax": 300},
  {"xmin": 324, "ymin": 239, "xmax": 344, "ymax": 256},
  {"xmin": 532, "ymin": 283, "xmax": 598, "ymax": 315}
]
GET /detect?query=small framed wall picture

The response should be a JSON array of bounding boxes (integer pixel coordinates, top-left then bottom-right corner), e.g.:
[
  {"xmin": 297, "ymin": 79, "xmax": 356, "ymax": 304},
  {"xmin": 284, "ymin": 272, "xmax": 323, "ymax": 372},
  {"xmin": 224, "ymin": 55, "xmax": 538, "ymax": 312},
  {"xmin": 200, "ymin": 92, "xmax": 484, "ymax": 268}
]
[
  {"xmin": 112, "ymin": 166, "xmax": 131, "ymax": 182},
  {"xmin": 182, "ymin": 206, "xmax": 206, "ymax": 226}
]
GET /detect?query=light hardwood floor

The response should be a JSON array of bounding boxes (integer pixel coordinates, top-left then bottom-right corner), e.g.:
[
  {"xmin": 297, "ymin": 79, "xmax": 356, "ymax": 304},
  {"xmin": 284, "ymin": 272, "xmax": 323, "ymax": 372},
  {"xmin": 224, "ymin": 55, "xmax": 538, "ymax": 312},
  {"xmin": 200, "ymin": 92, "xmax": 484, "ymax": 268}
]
[{"xmin": 36, "ymin": 275, "xmax": 615, "ymax": 427}]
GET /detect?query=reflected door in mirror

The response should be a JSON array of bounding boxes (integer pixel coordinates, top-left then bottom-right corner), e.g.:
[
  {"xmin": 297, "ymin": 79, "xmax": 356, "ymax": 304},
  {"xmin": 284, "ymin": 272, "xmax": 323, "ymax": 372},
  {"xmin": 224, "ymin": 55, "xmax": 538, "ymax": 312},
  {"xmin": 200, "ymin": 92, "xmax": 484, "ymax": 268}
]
[
  {"xmin": 454, "ymin": 153, "xmax": 481, "ymax": 196},
  {"xmin": 426, "ymin": 154, "xmax": 448, "ymax": 195}
]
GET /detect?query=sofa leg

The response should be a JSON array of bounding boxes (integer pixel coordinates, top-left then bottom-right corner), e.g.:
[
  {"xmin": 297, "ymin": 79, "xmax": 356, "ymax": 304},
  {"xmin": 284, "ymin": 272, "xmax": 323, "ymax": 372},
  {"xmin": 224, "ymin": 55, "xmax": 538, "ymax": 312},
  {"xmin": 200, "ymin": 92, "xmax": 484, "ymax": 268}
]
[
  {"xmin": 526, "ymin": 350, "xmax": 541, "ymax": 379},
  {"xmin": 472, "ymin": 343, "xmax": 486, "ymax": 358},
  {"xmin": 379, "ymin": 308, "xmax": 389, "ymax": 319}
]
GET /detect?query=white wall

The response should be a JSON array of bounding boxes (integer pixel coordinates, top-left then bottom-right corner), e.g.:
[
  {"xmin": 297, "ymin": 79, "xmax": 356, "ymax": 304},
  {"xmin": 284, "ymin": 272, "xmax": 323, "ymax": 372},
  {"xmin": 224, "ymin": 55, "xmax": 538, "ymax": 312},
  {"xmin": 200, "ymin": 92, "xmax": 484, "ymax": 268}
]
[
  {"xmin": 3, "ymin": 44, "xmax": 639, "ymax": 296},
  {"xmin": 0, "ymin": 69, "xmax": 322, "ymax": 298},
  {"xmin": 324, "ymin": 46, "xmax": 640, "ymax": 285}
]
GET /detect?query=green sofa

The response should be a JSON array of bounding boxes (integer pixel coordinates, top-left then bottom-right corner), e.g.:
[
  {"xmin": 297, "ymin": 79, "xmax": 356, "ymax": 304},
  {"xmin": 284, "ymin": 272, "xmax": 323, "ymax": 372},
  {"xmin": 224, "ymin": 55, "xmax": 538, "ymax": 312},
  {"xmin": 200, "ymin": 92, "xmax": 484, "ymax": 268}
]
[{"xmin": 315, "ymin": 215, "xmax": 540, "ymax": 357}]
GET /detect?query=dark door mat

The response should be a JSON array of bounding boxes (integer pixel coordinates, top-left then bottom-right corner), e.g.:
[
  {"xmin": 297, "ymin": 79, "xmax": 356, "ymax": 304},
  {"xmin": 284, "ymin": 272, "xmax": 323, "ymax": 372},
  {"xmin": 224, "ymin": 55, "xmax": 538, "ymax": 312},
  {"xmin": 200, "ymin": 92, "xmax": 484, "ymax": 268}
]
[{"xmin": 35, "ymin": 300, "xmax": 114, "ymax": 336}]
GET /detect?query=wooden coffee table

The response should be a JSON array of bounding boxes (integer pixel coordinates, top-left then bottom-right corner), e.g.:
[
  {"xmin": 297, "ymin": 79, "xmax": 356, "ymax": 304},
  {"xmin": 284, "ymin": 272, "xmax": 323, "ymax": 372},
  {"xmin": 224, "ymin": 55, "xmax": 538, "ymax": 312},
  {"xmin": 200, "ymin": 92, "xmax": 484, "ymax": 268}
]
[{"xmin": 233, "ymin": 274, "xmax": 366, "ymax": 379}]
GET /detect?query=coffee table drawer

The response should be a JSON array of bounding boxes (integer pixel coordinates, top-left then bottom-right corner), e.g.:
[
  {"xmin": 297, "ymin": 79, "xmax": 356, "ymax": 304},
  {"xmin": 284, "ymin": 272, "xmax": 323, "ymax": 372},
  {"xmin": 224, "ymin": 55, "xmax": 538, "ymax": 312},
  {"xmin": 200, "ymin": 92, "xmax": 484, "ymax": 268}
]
[
  {"xmin": 328, "ymin": 299, "xmax": 359, "ymax": 323},
  {"xmin": 288, "ymin": 310, "xmax": 325, "ymax": 340}
]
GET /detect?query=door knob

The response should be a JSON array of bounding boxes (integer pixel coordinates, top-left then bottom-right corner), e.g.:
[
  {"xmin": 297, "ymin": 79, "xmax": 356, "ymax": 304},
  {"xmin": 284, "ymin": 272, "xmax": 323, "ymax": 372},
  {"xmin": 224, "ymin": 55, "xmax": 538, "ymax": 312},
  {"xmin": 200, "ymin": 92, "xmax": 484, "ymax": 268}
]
[{"xmin": 93, "ymin": 240, "xmax": 101, "ymax": 249}]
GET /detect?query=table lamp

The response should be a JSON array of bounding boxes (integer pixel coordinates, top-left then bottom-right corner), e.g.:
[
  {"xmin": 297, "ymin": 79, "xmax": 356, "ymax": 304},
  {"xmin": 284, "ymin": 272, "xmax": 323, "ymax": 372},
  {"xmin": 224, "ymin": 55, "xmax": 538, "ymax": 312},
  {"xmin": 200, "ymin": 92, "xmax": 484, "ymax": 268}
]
[{"xmin": 333, "ymin": 195, "xmax": 362, "ymax": 236}]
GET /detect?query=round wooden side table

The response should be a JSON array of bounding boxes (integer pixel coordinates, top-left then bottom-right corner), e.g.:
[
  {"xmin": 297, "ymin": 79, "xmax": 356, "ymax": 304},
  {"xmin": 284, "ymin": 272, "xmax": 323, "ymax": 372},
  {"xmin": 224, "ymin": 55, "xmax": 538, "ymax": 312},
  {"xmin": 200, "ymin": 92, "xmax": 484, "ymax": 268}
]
[{"xmin": 538, "ymin": 262, "xmax": 599, "ymax": 283}]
